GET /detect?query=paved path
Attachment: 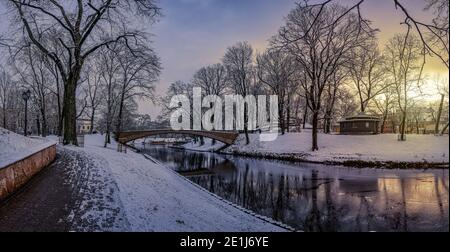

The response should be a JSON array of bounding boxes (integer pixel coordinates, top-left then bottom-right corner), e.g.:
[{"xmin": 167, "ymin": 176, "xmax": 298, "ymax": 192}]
[{"xmin": 0, "ymin": 147, "xmax": 128, "ymax": 231}]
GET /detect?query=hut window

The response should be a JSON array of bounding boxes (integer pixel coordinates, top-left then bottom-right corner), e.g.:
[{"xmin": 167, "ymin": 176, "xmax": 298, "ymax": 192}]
[{"xmin": 366, "ymin": 122, "xmax": 370, "ymax": 128}]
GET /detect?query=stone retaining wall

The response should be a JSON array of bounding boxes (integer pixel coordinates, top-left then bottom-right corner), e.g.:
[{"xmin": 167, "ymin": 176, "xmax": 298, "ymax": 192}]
[{"xmin": 0, "ymin": 144, "xmax": 56, "ymax": 201}]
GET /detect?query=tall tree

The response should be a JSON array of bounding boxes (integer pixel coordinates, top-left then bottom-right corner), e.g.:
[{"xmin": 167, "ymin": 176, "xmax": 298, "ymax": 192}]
[
  {"xmin": 13, "ymin": 46, "xmax": 55, "ymax": 137},
  {"xmin": 385, "ymin": 33, "xmax": 424, "ymax": 141},
  {"xmin": 256, "ymin": 49, "xmax": 296, "ymax": 135},
  {"xmin": 4, "ymin": 0, "xmax": 161, "ymax": 145},
  {"xmin": 274, "ymin": 3, "xmax": 373, "ymax": 151},
  {"xmin": 348, "ymin": 41, "xmax": 388, "ymax": 113},
  {"xmin": 115, "ymin": 43, "xmax": 160, "ymax": 136},
  {"xmin": 82, "ymin": 58, "xmax": 103, "ymax": 134},
  {"xmin": 223, "ymin": 41, "xmax": 254, "ymax": 144},
  {"xmin": 192, "ymin": 63, "xmax": 228, "ymax": 97},
  {"xmin": 0, "ymin": 66, "xmax": 13, "ymax": 129},
  {"xmin": 98, "ymin": 46, "xmax": 121, "ymax": 147}
]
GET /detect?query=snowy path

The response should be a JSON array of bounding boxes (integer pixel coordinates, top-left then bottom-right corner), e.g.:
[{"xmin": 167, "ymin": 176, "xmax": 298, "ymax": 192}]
[
  {"xmin": 0, "ymin": 148, "xmax": 128, "ymax": 231},
  {"xmin": 74, "ymin": 135, "xmax": 285, "ymax": 232}
]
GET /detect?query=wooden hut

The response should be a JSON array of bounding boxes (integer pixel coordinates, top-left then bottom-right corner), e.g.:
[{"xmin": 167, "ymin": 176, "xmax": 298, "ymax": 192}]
[{"xmin": 339, "ymin": 113, "xmax": 380, "ymax": 135}]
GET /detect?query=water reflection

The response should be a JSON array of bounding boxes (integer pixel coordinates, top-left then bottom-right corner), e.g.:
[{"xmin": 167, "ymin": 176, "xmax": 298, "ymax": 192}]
[{"xmin": 142, "ymin": 145, "xmax": 449, "ymax": 232}]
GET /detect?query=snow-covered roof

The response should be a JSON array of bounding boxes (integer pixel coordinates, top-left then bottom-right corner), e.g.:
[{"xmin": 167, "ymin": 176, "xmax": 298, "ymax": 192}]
[{"xmin": 339, "ymin": 113, "xmax": 380, "ymax": 123}]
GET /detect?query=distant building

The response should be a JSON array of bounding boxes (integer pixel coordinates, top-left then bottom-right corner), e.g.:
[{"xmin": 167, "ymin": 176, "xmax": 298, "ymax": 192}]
[
  {"xmin": 339, "ymin": 113, "xmax": 380, "ymax": 135},
  {"xmin": 77, "ymin": 119, "xmax": 92, "ymax": 134}
]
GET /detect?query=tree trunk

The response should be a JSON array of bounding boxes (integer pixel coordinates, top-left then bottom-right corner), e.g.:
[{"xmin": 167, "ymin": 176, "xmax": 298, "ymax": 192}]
[
  {"xmin": 279, "ymin": 101, "xmax": 285, "ymax": 135},
  {"xmin": 90, "ymin": 108, "xmax": 96, "ymax": 134},
  {"xmin": 104, "ymin": 130, "xmax": 110, "ymax": 148},
  {"xmin": 104, "ymin": 108, "xmax": 112, "ymax": 147},
  {"xmin": 435, "ymin": 94, "xmax": 444, "ymax": 135},
  {"xmin": 116, "ymin": 90, "xmax": 126, "ymax": 139},
  {"xmin": 380, "ymin": 110, "xmax": 388, "ymax": 134},
  {"xmin": 303, "ymin": 101, "xmax": 308, "ymax": 129},
  {"xmin": 36, "ymin": 115, "xmax": 41, "ymax": 136},
  {"xmin": 441, "ymin": 122, "xmax": 449, "ymax": 135},
  {"xmin": 55, "ymin": 71, "xmax": 63, "ymax": 137},
  {"xmin": 286, "ymin": 100, "xmax": 291, "ymax": 133},
  {"xmin": 40, "ymin": 106, "xmax": 48, "ymax": 137},
  {"xmin": 312, "ymin": 111, "xmax": 319, "ymax": 151},
  {"xmin": 416, "ymin": 120, "xmax": 420, "ymax": 134},
  {"xmin": 244, "ymin": 103, "xmax": 250, "ymax": 145},
  {"xmin": 2, "ymin": 106, "xmax": 6, "ymax": 129},
  {"xmin": 400, "ymin": 111, "xmax": 406, "ymax": 141},
  {"xmin": 63, "ymin": 77, "xmax": 78, "ymax": 145},
  {"xmin": 360, "ymin": 102, "xmax": 366, "ymax": 114},
  {"xmin": 324, "ymin": 112, "xmax": 332, "ymax": 134}
]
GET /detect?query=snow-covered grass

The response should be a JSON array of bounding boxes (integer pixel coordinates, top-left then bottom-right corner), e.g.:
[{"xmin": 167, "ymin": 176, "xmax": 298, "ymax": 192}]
[
  {"xmin": 224, "ymin": 131, "xmax": 449, "ymax": 164},
  {"xmin": 64, "ymin": 134, "xmax": 286, "ymax": 232},
  {"xmin": 0, "ymin": 127, "xmax": 56, "ymax": 168}
]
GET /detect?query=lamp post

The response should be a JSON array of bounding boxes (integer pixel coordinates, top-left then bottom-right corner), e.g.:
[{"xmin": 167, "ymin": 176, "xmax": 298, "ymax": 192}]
[{"xmin": 22, "ymin": 90, "xmax": 31, "ymax": 136}]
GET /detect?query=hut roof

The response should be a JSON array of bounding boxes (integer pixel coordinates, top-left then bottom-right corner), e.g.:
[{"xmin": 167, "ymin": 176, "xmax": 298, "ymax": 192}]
[{"xmin": 339, "ymin": 113, "xmax": 380, "ymax": 123}]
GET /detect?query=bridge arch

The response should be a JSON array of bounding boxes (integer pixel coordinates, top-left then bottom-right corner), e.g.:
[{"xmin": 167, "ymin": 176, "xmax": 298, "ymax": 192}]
[{"xmin": 117, "ymin": 130, "xmax": 239, "ymax": 146}]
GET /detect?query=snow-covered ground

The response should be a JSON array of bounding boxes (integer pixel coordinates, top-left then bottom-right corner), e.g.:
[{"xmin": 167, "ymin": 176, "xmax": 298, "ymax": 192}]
[
  {"xmin": 63, "ymin": 134, "xmax": 286, "ymax": 232},
  {"xmin": 224, "ymin": 131, "xmax": 449, "ymax": 164},
  {"xmin": 0, "ymin": 128, "xmax": 56, "ymax": 168}
]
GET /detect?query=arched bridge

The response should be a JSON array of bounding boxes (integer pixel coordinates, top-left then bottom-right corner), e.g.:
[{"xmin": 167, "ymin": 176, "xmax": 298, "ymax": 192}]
[{"xmin": 117, "ymin": 129, "xmax": 240, "ymax": 145}]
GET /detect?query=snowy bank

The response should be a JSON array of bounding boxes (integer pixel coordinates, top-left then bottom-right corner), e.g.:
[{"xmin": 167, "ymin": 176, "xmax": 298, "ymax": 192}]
[
  {"xmin": 0, "ymin": 128, "xmax": 56, "ymax": 168},
  {"xmin": 65, "ymin": 134, "xmax": 287, "ymax": 232},
  {"xmin": 224, "ymin": 132, "xmax": 449, "ymax": 168}
]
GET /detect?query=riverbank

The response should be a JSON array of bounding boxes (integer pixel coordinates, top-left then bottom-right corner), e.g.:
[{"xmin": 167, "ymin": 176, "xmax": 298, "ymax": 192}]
[
  {"xmin": 183, "ymin": 132, "xmax": 449, "ymax": 169},
  {"xmin": 60, "ymin": 134, "xmax": 287, "ymax": 231}
]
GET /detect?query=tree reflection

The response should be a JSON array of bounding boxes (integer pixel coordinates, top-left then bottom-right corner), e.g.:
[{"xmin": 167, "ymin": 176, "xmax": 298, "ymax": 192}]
[{"xmin": 142, "ymin": 145, "xmax": 449, "ymax": 232}]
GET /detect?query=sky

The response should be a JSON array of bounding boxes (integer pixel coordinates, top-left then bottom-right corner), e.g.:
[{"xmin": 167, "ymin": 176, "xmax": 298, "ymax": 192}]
[
  {"xmin": 1, "ymin": 0, "xmax": 448, "ymax": 118},
  {"xmin": 139, "ymin": 0, "xmax": 448, "ymax": 118}
]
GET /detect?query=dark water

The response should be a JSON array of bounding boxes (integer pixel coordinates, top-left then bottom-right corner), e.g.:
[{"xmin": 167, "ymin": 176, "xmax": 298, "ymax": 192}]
[{"xmin": 142, "ymin": 145, "xmax": 449, "ymax": 232}]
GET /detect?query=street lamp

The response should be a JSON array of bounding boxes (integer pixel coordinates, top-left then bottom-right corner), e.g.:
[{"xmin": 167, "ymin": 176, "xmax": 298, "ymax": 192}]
[{"xmin": 22, "ymin": 90, "xmax": 31, "ymax": 136}]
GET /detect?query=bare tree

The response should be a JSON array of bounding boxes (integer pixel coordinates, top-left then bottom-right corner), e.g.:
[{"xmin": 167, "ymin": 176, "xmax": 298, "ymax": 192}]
[
  {"xmin": 374, "ymin": 85, "xmax": 397, "ymax": 134},
  {"xmin": 274, "ymin": 3, "xmax": 373, "ymax": 151},
  {"xmin": 256, "ymin": 49, "xmax": 296, "ymax": 135},
  {"xmin": 13, "ymin": 47, "xmax": 53, "ymax": 137},
  {"xmin": 3, "ymin": 0, "xmax": 161, "ymax": 145},
  {"xmin": 432, "ymin": 75, "xmax": 449, "ymax": 135},
  {"xmin": 223, "ymin": 41, "xmax": 254, "ymax": 144},
  {"xmin": 98, "ymin": 47, "xmax": 121, "ymax": 147},
  {"xmin": 385, "ymin": 33, "xmax": 424, "ymax": 141},
  {"xmin": 192, "ymin": 63, "xmax": 228, "ymax": 97},
  {"xmin": 115, "ymin": 43, "xmax": 160, "ymax": 136},
  {"xmin": 0, "ymin": 66, "xmax": 13, "ymax": 129},
  {"xmin": 192, "ymin": 63, "xmax": 228, "ymax": 144},
  {"xmin": 323, "ymin": 69, "xmax": 348, "ymax": 134},
  {"xmin": 289, "ymin": 0, "xmax": 449, "ymax": 69},
  {"xmin": 348, "ymin": 41, "xmax": 389, "ymax": 113},
  {"xmin": 82, "ymin": 59, "xmax": 103, "ymax": 134},
  {"xmin": 394, "ymin": 0, "xmax": 449, "ymax": 69}
]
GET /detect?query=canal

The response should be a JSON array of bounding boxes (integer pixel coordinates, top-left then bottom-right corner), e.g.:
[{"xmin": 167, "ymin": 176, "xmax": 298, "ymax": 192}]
[{"xmin": 141, "ymin": 145, "xmax": 449, "ymax": 232}]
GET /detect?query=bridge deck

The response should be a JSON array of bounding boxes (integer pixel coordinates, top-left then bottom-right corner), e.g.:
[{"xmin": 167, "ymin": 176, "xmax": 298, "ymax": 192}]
[{"xmin": 117, "ymin": 129, "xmax": 240, "ymax": 145}]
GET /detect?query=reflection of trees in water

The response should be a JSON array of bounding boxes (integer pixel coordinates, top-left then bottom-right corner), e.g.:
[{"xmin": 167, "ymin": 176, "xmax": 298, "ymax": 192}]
[
  {"xmin": 143, "ymin": 146, "xmax": 449, "ymax": 232},
  {"xmin": 190, "ymin": 165, "xmax": 347, "ymax": 231}
]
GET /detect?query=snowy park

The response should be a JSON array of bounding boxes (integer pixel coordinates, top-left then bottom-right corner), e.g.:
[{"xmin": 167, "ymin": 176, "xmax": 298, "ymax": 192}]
[{"xmin": 0, "ymin": 0, "xmax": 449, "ymax": 235}]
